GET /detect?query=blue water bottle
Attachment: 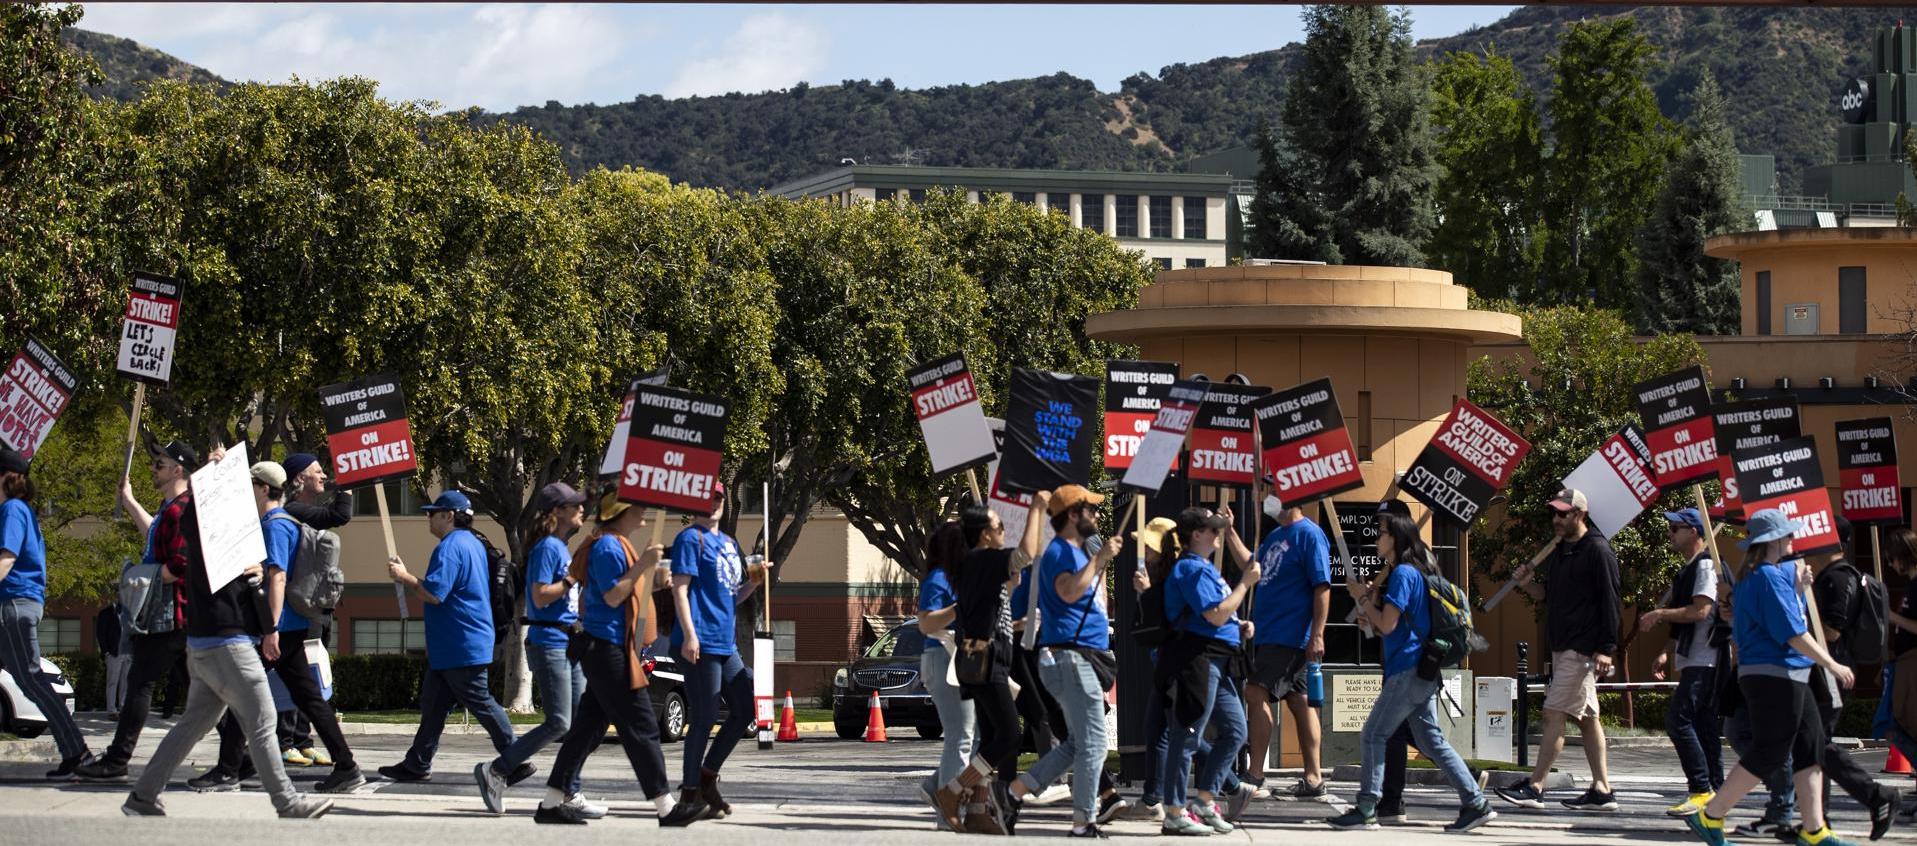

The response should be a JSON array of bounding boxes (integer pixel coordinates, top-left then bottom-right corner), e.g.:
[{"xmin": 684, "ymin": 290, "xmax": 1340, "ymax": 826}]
[{"xmin": 1306, "ymin": 662, "xmax": 1324, "ymax": 708}]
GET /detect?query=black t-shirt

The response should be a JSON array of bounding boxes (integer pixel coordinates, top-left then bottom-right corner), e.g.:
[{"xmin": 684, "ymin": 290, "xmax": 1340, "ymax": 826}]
[
  {"xmin": 956, "ymin": 548, "xmax": 1016, "ymax": 645},
  {"xmin": 1815, "ymin": 560, "xmax": 1861, "ymax": 667},
  {"xmin": 1895, "ymin": 586, "xmax": 1917, "ymax": 659}
]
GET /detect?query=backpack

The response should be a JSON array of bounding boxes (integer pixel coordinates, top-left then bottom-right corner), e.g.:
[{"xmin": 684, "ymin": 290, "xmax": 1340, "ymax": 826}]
[
  {"xmin": 1828, "ymin": 560, "xmax": 1890, "ymax": 665},
  {"xmin": 269, "ymin": 513, "xmax": 344, "ymax": 630},
  {"xmin": 472, "ymin": 529, "xmax": 521, "ymax": 648},
  {"xmin": 1131, "ymin": 577, "xmax": 1174, "ymax": 647},
  {"xmin": 119, "ymin": 558, "xmax": 176, "ymax": 636},
  {"xmin": 1423, "ymin": 569, "xmax": 1487, "ymax": 669}
]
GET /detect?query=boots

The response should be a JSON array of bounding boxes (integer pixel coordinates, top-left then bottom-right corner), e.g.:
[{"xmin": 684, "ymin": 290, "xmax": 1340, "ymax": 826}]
[
  {"xmin": 699, "ymin": 768, "xmax": 730, "ymax": 820},
  {"xmin": 659, "ymin": 787, "xmax": 707, "ymax": 827}
]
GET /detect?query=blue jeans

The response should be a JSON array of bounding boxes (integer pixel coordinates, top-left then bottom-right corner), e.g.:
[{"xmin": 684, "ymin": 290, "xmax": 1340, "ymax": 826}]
[
  {"xmin": 402, "ymin": 663, "xmax": 515, "ymax": 773},
  {"xmin": 1728, "ymin": 704, "xmax": 1795, "ymax": 821},
  {"xmin": 0, "ymin": 599, "xmax": 86, "ymax": 760},
  {"xmin": 1357, "ymin": 671, "xmax": 1482, "ymax": 809},
  {"xmin": 921, "ymin": 642, "xmax": 975, "ymax": 785},
  {"xmin": 1028, "ymin": 648, "xmax": 1109, "ymax": 824},
  {"xmin": 682, "ymin": 651, "xmax": 754, "ymax": 787},
  {"xmin": 1141, "ymin": 685, "xmax": 1243, "ymax": 806},
  {"xmin": 1667, "ymin": 665, "xmax": 1724, "ymax": 793},
  {"xmin": 494, "ymin": 643, "xmax": 584, "ymax": 793},
  {"xmin": 1162, "ymin": 657, "xmax": 1247, "ymax": 808}
]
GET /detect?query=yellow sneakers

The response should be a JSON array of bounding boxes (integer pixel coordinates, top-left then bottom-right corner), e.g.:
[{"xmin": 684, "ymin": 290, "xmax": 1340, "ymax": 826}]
[
  {"xmin": 1667, "ymin": 791, "xmax": 1714, "ymax": 818},
  {"xmin": 303, "ymin": 747, "xmax": 332, "ymax": 768},
  {"xmin": 282, "ymin": 748, "xmax": 313, "ymax": 767}
]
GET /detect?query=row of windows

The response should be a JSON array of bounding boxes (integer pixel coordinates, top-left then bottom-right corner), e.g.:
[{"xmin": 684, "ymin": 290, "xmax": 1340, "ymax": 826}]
[
  {"xmin": 1151, "ymin": 258, "xmax": 1208, "ymax": 270},
  {"xmin": 868, "ymin": 188, "xmax": 1211, "ymax": 240}
]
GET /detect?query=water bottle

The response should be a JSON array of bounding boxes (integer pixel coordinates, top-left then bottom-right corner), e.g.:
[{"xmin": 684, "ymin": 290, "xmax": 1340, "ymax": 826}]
[{"xmin": 1306, "ymin": 662, "xmax": 1324, "ymax": 708}]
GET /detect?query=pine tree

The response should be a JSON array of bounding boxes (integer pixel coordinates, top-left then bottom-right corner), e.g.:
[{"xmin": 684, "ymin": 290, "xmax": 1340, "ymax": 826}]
[
  {"xmin": 1246, "ymin": 119, "xmax": 1338, "ymax": 263},
  {"xmin": 1634, "ymin": 72, "xmax": 1746, "ymax": 335},
  {"xmin": 1426, "ymin": 49, "xmax": 1544, "ymax": 301}
]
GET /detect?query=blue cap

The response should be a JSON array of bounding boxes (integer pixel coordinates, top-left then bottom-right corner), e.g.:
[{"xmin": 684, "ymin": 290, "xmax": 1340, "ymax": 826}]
[
  {"xmin": 421, "ymin": 490, "xmax": 473, "ymax": 515},
  {"xmin": 1738, "ymin": 507, "xmax": 1803, "ymax": 549},
  {"xmin": 282, "ymin": 453, "xmax": 320, "ymax": 479},
  {"xmin": 1662, "ymin": 508, "xmax": 1705, "ymax": 533}
]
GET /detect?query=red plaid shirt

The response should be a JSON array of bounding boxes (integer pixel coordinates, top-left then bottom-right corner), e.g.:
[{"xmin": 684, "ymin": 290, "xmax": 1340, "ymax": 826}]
[{"xmin": 151, "ymin": 491, "xmax": 194, "ymax": 630}]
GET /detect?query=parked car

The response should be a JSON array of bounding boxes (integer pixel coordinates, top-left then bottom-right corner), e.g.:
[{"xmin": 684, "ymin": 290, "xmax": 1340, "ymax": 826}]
[
  {"xmin": 642, "ymin": 648, "xmax": 750, "ymax": 743},
  {"xmin": 0, "ymin": 657, "xmax": 75, "ymax": 738},
  {"xmin": 831, "ymin": 623, "xmax": 940, "ymax": 740}
]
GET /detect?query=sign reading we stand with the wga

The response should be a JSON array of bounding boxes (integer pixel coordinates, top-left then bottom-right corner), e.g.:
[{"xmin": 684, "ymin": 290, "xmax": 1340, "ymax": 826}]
[
  {"xmin": 1633, "ymin": 365, "xmax": 1718, "ymax": 489},
  {"xmin": 907, "ymin": 353, "xmax": 996, "ymax": 476},
  {"xmin": 319, "ymin": 374, "xmax": 417, "ymax": 490},
  {"xmin": 1402, "ymin": 399, "xmax": 1530, "ymax": 527},
  {"xmin": 998, "ymin": 368, "xmax": 1099, "ymax": 494},
  {"xmin": 1103, "ymin": 360, "xmax": 1178, "ymax": 473},
  {"xmin": 1250, "ymin": 378, "xmax": 1364, "ymax": 505},
  {"xmin": 620, "ymin": 384, "xmax": 730, "ymax": 515}
]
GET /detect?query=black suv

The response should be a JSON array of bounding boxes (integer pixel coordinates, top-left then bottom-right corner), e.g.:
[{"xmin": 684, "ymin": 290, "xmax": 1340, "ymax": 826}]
[{"xmin": 831, "ymin": 623, "xmax": 941, "ymax": 739}]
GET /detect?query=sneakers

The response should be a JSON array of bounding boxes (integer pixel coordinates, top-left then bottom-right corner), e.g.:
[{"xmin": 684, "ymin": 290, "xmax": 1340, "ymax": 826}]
[
  {"xmin": 277, "ymin": 794, "xmax": 334, "ymax": 819},
  {"xmin": 46, "ymin": 752, "xmax": 93, "ymax": 781},
  {"xmin": 1871, "ymin": 788, "xmax": 1901, "ymax": 841},
  {"xmin": 1244, "ymin": 775, "xmax": 1270, "ymax": 800},
  {"xmin": 1029, "ymin": 783, "xmax": 1072, "ymax": 806},
  {"xmin": 563, "ymin": 794, "xmax": 608, "ymax": 820},
  {"xmin": 1096, "ymin": 791, "xmax": 1130, "ymax": 824},
  {"xmin": 75, "ymin": 758, "xmax": 129, "ymax": 782},
  {"xmin": 1668, "ymin": 791, "xmax": 1715, "ymax": 818},
  {"xmin": 1493, "ymin": 781, "xmax": 1545, "ymax": 809},
  {"xmin": 1066, "ymin": 823, "xmax": 1108, "ymax": 838},
  {"xmin": 1446, "ymin": 801, "xmax": 1497, "ymax": 833},
  {"xmin": 1799, "ymin": 826, "xmax": 1859, "ymax": 846},
  {"xmin": 377, "ymin": 763, "xmax": 430, "ymax": 783},
  {"xmin": 282, "ymin": 747, "xmax": 313, "ymax": 767},
  {"xmin": 1128, "ymin": 801, "xmax": 1168, "ymax": 822},
  {"xmin": 1223, "ymin": 782, "xmax": 1255, "ymax": 823},
  {"xmin": 1161, "ymin": 810, "xmax": 1215, "ymax": 836},
  {"xmin": 1327, "ymin": 806, "xmax": 1380, "ymax": 831},
  {"xmin": 1189, "ymin": 801, "xmax": 1234, "ymax": 833},
  {"xmin": 534, "ymin": 802, "xmax": 590, "ymax": 825},
  {"xmin": 1562, "ymin": 787, "xmax": 1618, "ymax": 811},
  {"xmin": 122, "ymin": 792, "xmax": 166, "ymax": 817},
  {"xmin": 303, "ymin": 747, "xmax": 332, "ymax": 768},
  {"xmin": 1284, "ymin": 777, "xmax": 1330, "ymax": 802},
  {"xmin": 475, "ymin": 762, "xmax": 507, "ymax": 815},
  {"xmin": 1733, "ymin": 817, "xmax": 1794, "ymax": 839},
  {"xmin": 1375, "ymin": 801, "xmax": 1408, "ymax": 824},
  {"xmin": 1684, "ymin": 810, "xmax": 1731, "ymax": 846},
  {"xmin": 187, "ymin": 768, "xmax": 240, "ymax": 793},
  {"xmin": 315, "ymin": 766, "xmax": 366, "ymax": 794}
]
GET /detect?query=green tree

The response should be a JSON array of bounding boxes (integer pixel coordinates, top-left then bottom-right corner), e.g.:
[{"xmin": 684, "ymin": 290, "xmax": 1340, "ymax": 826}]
[
  {"xmin": 1426, "ymin": 49, "xmax": 1543, "ymax": 300},
  {"xmin": 1246, "ymin": 119, "xmax": 1338, "ymax": 263},
  {"xmin": 33, "ymin": 414, "xmax": 142, "ymax": 604},
  {"xmin": 1281, "ymin": 5, "xmax": 1436, "ymax": 267},
  {"xmin": 1634, "ymin": 72, "xmax": 1745, "ymax": 336},
  {"xmin": 1537, "ymin": 19, "xmax": 1677, "ymax": 309}
]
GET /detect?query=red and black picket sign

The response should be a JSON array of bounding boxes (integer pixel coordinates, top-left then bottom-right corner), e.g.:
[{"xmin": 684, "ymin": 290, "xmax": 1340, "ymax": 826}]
[
  {"xmin": 319, "ymin": 374, "xmax": 417, "ymax": 490},
  {"xmin": 1188, "ymin": 382, "xmax": 1269, "ymax": 488},
  {"xmin": 619, "ymin": 383, "xmax": 730, "ymax": 515},
  {"xmin": 116, "ymin": 271, "xmax": 183, "ymax": 385},
  {"xmin": 1732, "ymin": 435, "xmax": 1840, "ymax": 556},
  {"xmin": 907, "ymin": 352, "xmax": 996, "ymax": 476},
  {"xmin": 1119, "ymin": 379, "xmax": 1207, "ymax": 494},
  {"xmin": 1402, "ymin": 398, "xmax": 1531, "ymax": 528},
  {"xmin": 0, "ymin": 338, "xmax": 77, "ymax": 460},
  {"xmin": 1103, "ymin": 360, "xmax": 1179, "ymax": 473},
  {"xmin": 1000, "ymin": 368, "xmax": 1100, "ymax": 495},
  {"xmin": 1836, "ymin": 417, "xmax": 1903, "ymax": 524},
  {"xmin": 1561, "ymin": 423, "xmax": 1659, "ymax": 538},
  {"xmin": 1250, "ymin": 377, "xmax": 1364, "ymax": 506},
  {"xmin": 599, "ymin": 364, "xmax": 672, "ymax": 478},
  {"xmin": 1711, "ymin": 397, "xmax": 1800, "ymax": 520},
  {"xmin": 1633, "ymin": 365, "xmax": 1719, "ymax": 489}
]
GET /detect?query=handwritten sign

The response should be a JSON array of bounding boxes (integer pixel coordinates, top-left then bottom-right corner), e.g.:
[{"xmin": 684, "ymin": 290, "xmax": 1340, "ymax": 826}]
[
  {"xmin": 116, "ymin": 271, "xmax": 183, "ymax": 385},
  {"xmin": 0, "ymin": 339, "xmax": 77, "ymax": 459},
  {"xmin": 191, "ymin": 442, "xmax": 267, "ymax": 593}
]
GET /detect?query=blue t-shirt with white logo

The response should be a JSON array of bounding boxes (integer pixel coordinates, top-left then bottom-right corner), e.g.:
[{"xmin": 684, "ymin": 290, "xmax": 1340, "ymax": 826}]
[
  {"xmin": 524, "ymin": 534, "xmax": 576, "ymax": 649},
  {"xmin": 1381, "ymin": 563, "xmax": 1429, "ymax": 678},
  {"xmin": 1165, "ymin": 553, "xmax": 1239, "ymax": 646},
  {"xmin": 0, "ymin": 498, "xmax": 46, "ymax": 604},
  {"xmin": 670, "ymin": 524, "xmax": 744, "ymax": 658},
  {"xmin": 421, "ymin": 528, "xmax": 494, "ymax": 670},
  {"xmin": 1252, "ymin": 519, "xmax": 1332, "ymax": 648},
  {"xmin": 1037, "ymin": 537, "xmax": 1108, "ymax": 650},
  {"xmin": 260, "ymin": 508, "xmax": 306, "ymax": 632}
]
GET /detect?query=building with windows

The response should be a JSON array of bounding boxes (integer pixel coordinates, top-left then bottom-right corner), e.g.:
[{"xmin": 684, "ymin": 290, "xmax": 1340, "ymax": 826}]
[{"xmin": 769, "ymin": 164, "xmax": 1244, "ymax": 269}]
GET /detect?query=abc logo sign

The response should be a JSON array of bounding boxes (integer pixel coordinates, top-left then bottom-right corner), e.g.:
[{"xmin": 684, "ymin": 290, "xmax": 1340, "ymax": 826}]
[{"xmin": 1840, "ymin": 78, "xmax": 1870, "ymax": 123}]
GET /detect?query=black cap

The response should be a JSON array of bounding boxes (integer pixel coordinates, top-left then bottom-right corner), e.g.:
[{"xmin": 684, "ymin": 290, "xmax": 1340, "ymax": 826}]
[
  {"xmin": 0, "ymin": 447, "xmax": 27, "ymax": 476},
  {"xmin": 1376, "ymin": 498, "xmax": 1412, "ymax": 519},
  {"xmin": 534, "ymin": 481, "xmax": 587, "ymax": 512},
  {"xmin": 1836, "ymin": 514, "xmax": 1854, "ymax": 547},
  {"xmin": 152, "ymin": 440, "xmax": 200, "ymax": 472},
  {"xmin": 1174, "ymin": 506, "xmax": 1231, "ymax": 537}
]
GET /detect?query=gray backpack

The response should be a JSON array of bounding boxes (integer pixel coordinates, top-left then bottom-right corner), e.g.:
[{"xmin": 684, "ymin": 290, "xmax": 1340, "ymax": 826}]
[{"xmin": 269, "ymin": 514, "xmax": 344, "ymax": 629}]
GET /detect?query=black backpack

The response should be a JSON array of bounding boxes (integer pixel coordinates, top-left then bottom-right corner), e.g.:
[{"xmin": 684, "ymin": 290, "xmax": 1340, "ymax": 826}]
[
  {"xmin": 471, "ymin": 529, "xmax": 521, "ymax": 648},
  {"xmin": 1827, "ymin": 560, "xmax": 1890, "ymax": 665},
  {"xmin": 1132, "ymin": 576, "xmax": 1174, "ymax": 647}
]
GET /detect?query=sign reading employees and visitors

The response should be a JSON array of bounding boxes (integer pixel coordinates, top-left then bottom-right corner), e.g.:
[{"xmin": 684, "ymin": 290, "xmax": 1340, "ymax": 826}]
[
  {"xmin": 1712, "ymin": 397, "xmax": 1801, "ymax": 519},
  {"xmin": 1402, "ymin": 399, "xmax": 1531, "ymax": 527},
  {"xmin": 0, "ymin": 339, "xmax": 77, "ymax": 460},
  {"xmin": 1251, "ymin": 378, "xmax": 1364, "ymax": 505},
  {"xmin": 1836, "ymin": 417, "xmax": 1903, "ymax": 523},
  {"xmin": 1561, "ymin": 424, "xmax": 1659, "ymax": 538},
  {"xmin": 1633, "ymin": 365, "xmax": 1718, "ymax": 489},
  {"xmin": 319, "ymin": 374, "xmax": 417, "ymax": 490},
  {"xmin": 619, "ymin": 384, "xmax": 730, "ymax": 515},
  {"xmin": 116, "ymin": 271, "xmax": 183, "ymax": 385},
  {"xmin": 1103, "ymin": 360, "xmax": 1179, "ymax": 473},
  {"xmin": 1188, "ymin": 382, "xmax": 1268, "ymax": 488},
  {"xmin": 1120, "ymin": 379, "xmax": 1207, "ymax": 493},
  {"xmin": 907, "ymin": 353, "xmax": 996, "ymax": 476},
  {"xmin": 1732, "ymin": 435, "xmax": 1840, "ymax": 556}
]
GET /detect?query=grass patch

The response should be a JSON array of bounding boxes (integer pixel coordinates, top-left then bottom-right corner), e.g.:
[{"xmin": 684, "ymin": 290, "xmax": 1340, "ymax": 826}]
[
  {"xmin": 341, "ymin": 709, "xmax": 549, "ymax": 725},
  {"xmin": 796, "ymin": 708, "xmax": 833, "ymax": 723}
]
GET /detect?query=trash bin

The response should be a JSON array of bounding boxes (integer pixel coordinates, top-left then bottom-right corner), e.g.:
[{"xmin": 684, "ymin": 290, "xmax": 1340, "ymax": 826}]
[{"xmin": 1475, "ymin": 677, "xmax": 1515, "ymax": 763}]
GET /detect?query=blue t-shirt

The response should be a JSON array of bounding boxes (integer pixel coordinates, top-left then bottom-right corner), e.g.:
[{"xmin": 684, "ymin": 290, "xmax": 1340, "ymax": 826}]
[
  {"xmin": 140, "ymin": 499, "xmax": 169, "ymax": 564},
  {"xmin": 581, "ymin": 534, "xmax": 631, "ymax": 644},
  {"xmin": 918, "ymin": 567, "xmax": 958, "ymax": 641},
  {"xmin": 260, "ymin": 508, "xmax": 306, "ymax": 633},
  {"xmin": 1251, "ymin": 519, "xmax": 1332, "ymax": 647},
  {"xmin": 670, "ymin": 525, "xmax": 744, "ymax": 658},
  {"xmin": 1733, "ymin": 561, "xmax": 1814, "ymax": 670},
  {"xmin": 1165, "ymin": 553, "xmax": 1239, "ymax": 646},
  {"xmin": 421, "ymin": 529, "xmax": 494, "ymax": 670},
  {"xmin": 1380, "ymin": 563, "xmax": 1430, "ymax": 678},
  {"xmin": 0, "ymin": 498, "xmax": 46, "ymax": 604},
  {"xmin": 1010, "ymin": 567, "xmax": 1032, "ymax": 624},
  {"xmin": 1036, "ymin": 537, "xmax": 1108, "ymax": 649},
  {"xmin": 524, "ymin": 535, "xmax": 577, "ymax": 649}
]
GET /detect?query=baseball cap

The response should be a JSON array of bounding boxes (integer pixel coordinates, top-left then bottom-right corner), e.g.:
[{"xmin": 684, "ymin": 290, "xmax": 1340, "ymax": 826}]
[
  {"xmin": 152, "ymin": 440, "xmax": 201, "ymax": 472},
  {"xmin": 249, "ymin": 461, "xmax": 288, "ymax": 490},
  {"xmin": 421, "ymin": 490, "xmax": 474, "ymax": 515},
  {"xmin": 1548, "ymin": 488, "xmax": 1589, "ymax": 513},
  {"xmin": 1174, "ymin": 507, "xmax": 1231, "ymax": 537},
  {"xmin": 0, "ymin": 448, "xmax": 27, "ymax": 477},
  {"xmin": 1137, "ymin": 517, "xmax": 1178, "ymax": 556},
  {"xmin": 282, "ymin": 453, "xmax": 320, "ymax": 479},
  {"xmin": 713, "ymin": 480, "xmax": 727, "ymax": 504},
  {"xmin": 1046, "ymin": 484, "xmax": 1105, "ymax": 517},
  {"xmin": 1376, "ymin": 499, "xmax": 1412, "ymax": 519},
  {"xmin": 1663, "ymin": 508, "xmax": 1704, "ymax": 533},
  {"xmin": 595, "ymin": 489, "xmax": 633, "ymax": 523},
  {"xmin": 534, "ymin": 481, "xmax": 587, "ymax": 512}
]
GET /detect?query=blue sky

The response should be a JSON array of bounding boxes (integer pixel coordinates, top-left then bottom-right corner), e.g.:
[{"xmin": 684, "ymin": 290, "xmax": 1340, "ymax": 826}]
[{"xmin": 76, "ymin": 4, "xmax": 1519, "ymax": 112}]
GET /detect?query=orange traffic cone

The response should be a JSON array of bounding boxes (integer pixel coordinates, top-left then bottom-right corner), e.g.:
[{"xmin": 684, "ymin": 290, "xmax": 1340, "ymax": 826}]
[
  {"xmin": 1887, "ymin": 744, "xmax": 1913, "ymax": 775},
  {"xmin": 777, "ymin": 690, "xmax": 801, "ymax": 742},
  {"xmin": 863, "ymin": 691, "xmax": 889, "ymax": 742}
]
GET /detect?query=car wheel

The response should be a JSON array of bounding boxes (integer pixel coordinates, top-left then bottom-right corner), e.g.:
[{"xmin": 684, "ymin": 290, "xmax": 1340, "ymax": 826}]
[
  {"xmin": 916, "ymin": 723, "xmax": 943, "ymax": 741},
  {"xmin": 11, "ymin": 722, "xmax": 43, "ymax": 739},
  {"xmin": 662, "ymin": 692, "xmax": 687, "ymax": 743},
  {"xmin": 834, "ymin": 710, "xmax": 864, "ymax": 740}
]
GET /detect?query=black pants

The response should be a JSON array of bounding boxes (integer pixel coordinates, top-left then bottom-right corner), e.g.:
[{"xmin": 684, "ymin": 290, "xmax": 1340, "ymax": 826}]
[
  {"xmin": 216, "ymin": 639, "xmax": 354, "ymax": 771},
  {"xmin": 278, "ymin": 711, "xmax": 311, "ymax": 750},
  {"xmin": 1815, "ymin": 675, "xmax": 1894, "ymax": 809},
  {"xmin": 1738, "ymin": 675, "xmax": 1825, "ymax": 781},
  {"xmin": 102, "ymin": 630, "xmax": 186, "ymax": 766},
  {"xmin": 963, "ymin": 680, "xmax": 1022, "ymax": 774},
  {"xmin": 547, "ymin": 635, "xmax": 666, "ymax": 798},
  {"xmin": 1001, "ymin": 643, "xmax": 1056, "ymax": 782}
]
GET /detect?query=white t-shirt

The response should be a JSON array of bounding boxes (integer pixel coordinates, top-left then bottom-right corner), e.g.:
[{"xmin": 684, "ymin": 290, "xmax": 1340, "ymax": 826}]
[{"xmin": 1674, "ymin": 558, "xmax": 1719, "ymax": 671}]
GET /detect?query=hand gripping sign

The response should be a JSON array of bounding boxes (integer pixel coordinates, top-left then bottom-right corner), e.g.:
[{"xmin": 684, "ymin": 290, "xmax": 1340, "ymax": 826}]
[
  {"xmin": 907, "ymin": 353, "xmax": 996, "ymax": 476},
  {"xmin": 1189, "ymin": 382, "xmax": 1269, "ymax": 488},
  {"xmin": 1402, "ymin": 399, "xmax": 1531, "ymax": 528},
  {"xmin": 1561, "ymin": 424, "xmax": 1660, "ymax": 538},
  {"xmin": 0, "ymin": 339, "xmax": 77, "ymax": 460},
  {"xmin": 116, "ymin": 272, "xmax": 184, "ymax": 385},
  {"xmin": 1250, "ymin": 378, "xmax": 1365, "ymax": 506},
  {"xmin": 1119, "ymin": 380, "xmax": 1207, "ymax": 493},
  {"xmin": 1836, "ymin": 417, "xmax": 1903, "ymax": 524},
  {"xmin": 1103, "ymin": 360, "xmax": 1179, "ymax": 473},
  {"xmin": 619, "ymin": 383, "xmax": 730, "ymax": 515},
  {"xmin": 1633, "ymin": 365, "xmax": 1719, "ymax": 489},
  {"xmin": 1733, "ymin": 435, "xmax": 1840, "ymax": 557},
  {"xmin": 1711, "ymin": 397, "xmax": 1801, "ymax": 520},
  {"xmin": 999, "ymin": 368, "xmax": 1099, "ymax": 495},
  {"xmin": 598, "ymin": 364, "xmax": 672, "ymax": 478}
]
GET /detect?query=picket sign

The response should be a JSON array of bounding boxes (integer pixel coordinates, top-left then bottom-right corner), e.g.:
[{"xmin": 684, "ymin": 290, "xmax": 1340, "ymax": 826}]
[{"xmin": 1479, "ymin": 539, "xmax": 1561, "ymax": 613}]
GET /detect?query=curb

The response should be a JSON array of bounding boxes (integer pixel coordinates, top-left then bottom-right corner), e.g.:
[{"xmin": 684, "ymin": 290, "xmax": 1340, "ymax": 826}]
[{"xmin": 0, "ymin": 738, "xmax": 56, "ymax": 763}]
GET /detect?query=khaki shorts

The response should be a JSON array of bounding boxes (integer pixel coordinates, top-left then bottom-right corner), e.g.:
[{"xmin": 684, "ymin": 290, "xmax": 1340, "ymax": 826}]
[{"xmin": 1543, "ymin": 650, "xmax": 1601, "ymax": 720}]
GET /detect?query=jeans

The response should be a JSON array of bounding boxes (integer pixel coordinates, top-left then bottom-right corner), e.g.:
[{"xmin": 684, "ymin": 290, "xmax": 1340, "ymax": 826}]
[
  {"xmin": 0, "ymin": 599, "xmax": 87, "ymax": 760},
  {"xmin": 1000, "ymin": 642, "xmax": 1058, "ymax": 782},
  {"xmin": 546, "ymin": 635, "xmax": 667, "ymax": 799},
  {"xmin": 1727, "ymin": 704, "xmax": 1795, "ymax": 821},
  {"xmin": 133, "ymin": 642, "xmax": 299, "ymax": 811},
  {"xmin": 1142, "ymin": 687, "xmax": 1243, "ymax": 806},
  {"xmin": 1162, "ymin": 657, "xmax": 1247, "ymax": 808},
  {"xmin": 922, "ymin": 643, "xmax": 976, "ymax": 784},
  {"xmin": 400, "ymin": 664, "xmax": 515, "ymax": 773},
  {"xmin": 1667, "ymin": 665, "xmax": 1724, "ymax": 793},
  {"xmin": 1357, "ymin": 671, "xmax": 1481, "ymax": 809},
  {"xmin": 215, "ymin": 636, "xmax": 355, "ymax": 772},
  {"xmin": 1027, "ymin": 648, "xmax": 1109, "ymax": 824},
  {"xmin": 494, "ymin": 643, "xmax": 585, "ymax": 793},
  {"xmin": 682, "ymin": 650, "xmax": 754, "ymax": 787},
  {"xmin": 102, "ymin": 630, "xmax": 186, "ymax": 766}
]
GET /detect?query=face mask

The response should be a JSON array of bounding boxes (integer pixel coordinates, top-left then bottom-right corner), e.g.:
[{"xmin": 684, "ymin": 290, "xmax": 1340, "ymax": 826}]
[{"xmin": 1262, "ymin": 495, "xmax": 1284, "ymax": 520}]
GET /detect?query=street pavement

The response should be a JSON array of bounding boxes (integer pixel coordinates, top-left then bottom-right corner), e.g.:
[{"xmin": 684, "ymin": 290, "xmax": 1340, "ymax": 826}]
[{"xmin": 2, "ymin": 714, "xmax": 1914, "ymax": 843}]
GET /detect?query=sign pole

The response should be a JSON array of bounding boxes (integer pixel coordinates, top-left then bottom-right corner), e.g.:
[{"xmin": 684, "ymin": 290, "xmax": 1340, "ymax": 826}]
[
  {"xmin": 374, "ymin": 483, "xmax": 406, "ymax": 620},
  {"xmin": 1480, "ymin": 538, "xmax": 1561, "ymax": 612},
  {"xmin": 115, "ymin": 382, "xmax": 146, "ymax": 519},
  {"xmin": 764, "ymin": 479, "xmax": 775, "ymax": 629},
  {"xmin": 966, "ymin": 468, "xmax": 983, "ymax": 505},
  {"xmin": 1873, "ymin": 525, "xmax": 1885, "ymax": 582},
  {"xmin": 1692, "ymin": 485, "xmax": 1725, "ymax": 571}
]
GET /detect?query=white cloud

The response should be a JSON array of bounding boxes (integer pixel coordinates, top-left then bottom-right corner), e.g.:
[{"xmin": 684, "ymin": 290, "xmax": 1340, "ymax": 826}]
[{"xmin": 663, "ymin": 13, "xmax": 826, "ymax": 99}]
